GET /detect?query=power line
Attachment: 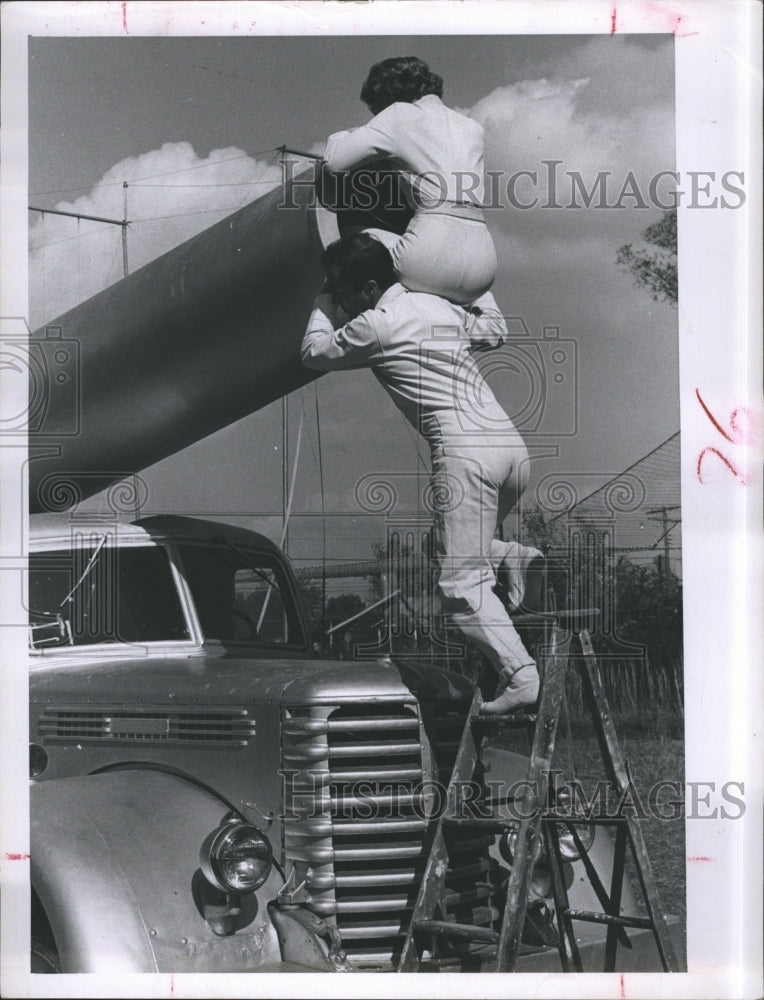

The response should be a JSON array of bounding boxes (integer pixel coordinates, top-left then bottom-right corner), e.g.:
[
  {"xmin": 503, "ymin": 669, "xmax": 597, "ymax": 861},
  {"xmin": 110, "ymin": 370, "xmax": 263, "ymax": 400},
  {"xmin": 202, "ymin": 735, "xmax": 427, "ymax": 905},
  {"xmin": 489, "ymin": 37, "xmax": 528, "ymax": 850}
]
[{"xmin": 29, "ymin": 147, "xmax": 282, "ymax": 199}]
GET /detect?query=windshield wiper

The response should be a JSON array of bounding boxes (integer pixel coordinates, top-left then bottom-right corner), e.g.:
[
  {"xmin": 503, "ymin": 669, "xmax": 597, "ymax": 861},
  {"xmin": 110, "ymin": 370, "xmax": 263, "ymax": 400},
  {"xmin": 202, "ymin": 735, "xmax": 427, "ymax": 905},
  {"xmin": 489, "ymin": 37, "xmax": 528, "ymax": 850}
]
[{"xmin": 59, "ymin": 534, "xmax": 107, "ymax": 610}]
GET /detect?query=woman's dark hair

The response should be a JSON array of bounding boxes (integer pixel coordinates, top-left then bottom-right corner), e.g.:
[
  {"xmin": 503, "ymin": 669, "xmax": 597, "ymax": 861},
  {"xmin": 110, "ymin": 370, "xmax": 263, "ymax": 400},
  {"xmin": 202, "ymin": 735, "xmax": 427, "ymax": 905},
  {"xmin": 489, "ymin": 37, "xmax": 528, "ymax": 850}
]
[
  {"xmin": 323, "ymin": 233, "xmax": 396, "ymax": 292},
  {"xmin": 360, "ymin": 56, "xmax": 443, "ymax": 114}
]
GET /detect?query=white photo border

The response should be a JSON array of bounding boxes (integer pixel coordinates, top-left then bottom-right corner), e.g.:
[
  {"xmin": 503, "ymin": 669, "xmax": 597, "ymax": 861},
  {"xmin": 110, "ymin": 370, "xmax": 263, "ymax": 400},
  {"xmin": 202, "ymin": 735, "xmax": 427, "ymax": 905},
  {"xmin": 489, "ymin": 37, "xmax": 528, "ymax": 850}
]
[{"xmin": 1, "ymin": 2, "xmax": 761, "ymax": 998}]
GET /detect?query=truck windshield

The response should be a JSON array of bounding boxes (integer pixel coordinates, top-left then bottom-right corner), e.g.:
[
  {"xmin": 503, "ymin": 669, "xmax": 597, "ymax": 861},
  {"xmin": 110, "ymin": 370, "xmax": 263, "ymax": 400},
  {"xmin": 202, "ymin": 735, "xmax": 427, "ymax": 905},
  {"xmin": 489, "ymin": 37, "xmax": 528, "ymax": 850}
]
[
  {"xmin": 29, "ymin": 545, "xmax": 190, "ymax": 648},
  {"xmin": 177, "ymin": 541, "xmax": 303, "ymax": 647}
]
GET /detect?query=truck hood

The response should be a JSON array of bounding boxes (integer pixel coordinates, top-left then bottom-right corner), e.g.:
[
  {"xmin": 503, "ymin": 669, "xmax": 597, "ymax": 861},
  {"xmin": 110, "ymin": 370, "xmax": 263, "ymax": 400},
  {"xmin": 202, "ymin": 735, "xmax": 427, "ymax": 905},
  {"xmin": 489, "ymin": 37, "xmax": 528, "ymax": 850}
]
[{"xmin": 30, "ymin": 648, "xmax": 473, "ymax": 708}]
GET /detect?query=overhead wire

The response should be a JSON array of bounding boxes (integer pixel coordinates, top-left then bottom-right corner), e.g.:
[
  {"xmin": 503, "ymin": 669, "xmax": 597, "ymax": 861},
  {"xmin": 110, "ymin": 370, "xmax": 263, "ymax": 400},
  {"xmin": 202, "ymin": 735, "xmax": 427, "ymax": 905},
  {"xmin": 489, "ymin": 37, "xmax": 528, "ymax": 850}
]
[{"xmin": 30, "ymin": 147, "xmax": 282, "ymax": 198}]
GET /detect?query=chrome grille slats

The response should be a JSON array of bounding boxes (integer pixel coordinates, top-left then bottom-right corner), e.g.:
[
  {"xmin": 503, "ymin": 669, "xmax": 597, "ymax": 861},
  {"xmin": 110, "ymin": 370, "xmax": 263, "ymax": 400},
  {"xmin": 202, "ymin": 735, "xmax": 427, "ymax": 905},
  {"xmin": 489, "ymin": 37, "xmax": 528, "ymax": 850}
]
[
  {"xmin": 281, "ymin": 696, "xmax": 505, "ymax": 969},
  {"xmin": 282, "ymin": 700, "xmax": 424, "ymax": 967},
  {"xmin": 37, "ymin": 706, "xmax": 255, "ymax": 746},
  {"xmin": 326, "ymin": 701, "xmax": 424, "ymax": 963}
]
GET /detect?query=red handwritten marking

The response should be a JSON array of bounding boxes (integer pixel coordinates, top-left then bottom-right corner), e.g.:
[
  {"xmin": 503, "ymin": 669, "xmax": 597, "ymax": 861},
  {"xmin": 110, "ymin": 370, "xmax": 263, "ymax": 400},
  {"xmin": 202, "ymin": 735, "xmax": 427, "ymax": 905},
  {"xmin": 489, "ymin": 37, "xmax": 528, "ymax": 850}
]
[
  {"xmin": 4, "ymin": 852, "xmax": 30, "ymax": 861},
  {"xmin": 697, "ymin": 446, "xmax": 746, "ymax": 485},
  {"xmin": 610, "ymin": 7, "xmax": 617, "ymax": 34},
  {"xmin": 687, "ymin": 855, "xmax": 714, "ymax": 862},
  {"xmin": 121, "ymin": 2, "xmax": 129, "ymax": 34},
  {"xmin": 696, "ymin": 389, "xmax": 738, "ymax": 443},
  {"xmin": 170, "ymin": 973, "xmax": 175, "ymax": 996},
  {"xmin": 620, "ymin": 972, "xmax": 626, "ymax": 998}
]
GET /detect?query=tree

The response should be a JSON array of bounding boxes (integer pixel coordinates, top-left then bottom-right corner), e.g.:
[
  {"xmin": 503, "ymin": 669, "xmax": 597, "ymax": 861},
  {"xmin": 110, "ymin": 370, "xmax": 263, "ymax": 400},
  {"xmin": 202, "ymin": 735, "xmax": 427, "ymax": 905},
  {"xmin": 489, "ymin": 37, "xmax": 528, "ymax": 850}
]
[{"xmin": 616, "ymin": 209, "xmax": 677, "ymax": 305}]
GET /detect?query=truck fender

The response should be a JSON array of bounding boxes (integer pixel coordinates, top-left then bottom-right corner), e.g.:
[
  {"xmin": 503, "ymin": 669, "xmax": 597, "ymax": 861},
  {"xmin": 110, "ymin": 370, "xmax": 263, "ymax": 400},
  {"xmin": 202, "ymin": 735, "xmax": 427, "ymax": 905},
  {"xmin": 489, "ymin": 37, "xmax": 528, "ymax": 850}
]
[{"xmin": 31, "ymin": 768, "xmax": 284, "ymax": 973}]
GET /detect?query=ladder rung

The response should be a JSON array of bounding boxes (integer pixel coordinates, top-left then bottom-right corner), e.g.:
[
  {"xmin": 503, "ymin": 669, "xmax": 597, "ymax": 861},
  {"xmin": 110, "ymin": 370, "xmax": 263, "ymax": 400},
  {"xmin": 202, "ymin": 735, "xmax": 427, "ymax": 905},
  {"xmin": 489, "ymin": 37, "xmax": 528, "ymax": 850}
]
[
  {"xmin": 442, "ymin": 816, "xmax": 512, "ymax": 832},
  {"xmin": 510, "ymin": 608, "xmax": 601, "ymax": 624},
  {"xmin": 412, "ymin": 918, "xmax": 499, "ymax": 944},
  {"xmin": 543, "ymin": 814, "xmax": 627, "ymax": 827},
  {"xmin": 564, "ymin": 909, "xmax": 654, "ymax": 930},
  {"xmin": 471, "ymin": 711, "xmax": 537, "ymax": 727}
]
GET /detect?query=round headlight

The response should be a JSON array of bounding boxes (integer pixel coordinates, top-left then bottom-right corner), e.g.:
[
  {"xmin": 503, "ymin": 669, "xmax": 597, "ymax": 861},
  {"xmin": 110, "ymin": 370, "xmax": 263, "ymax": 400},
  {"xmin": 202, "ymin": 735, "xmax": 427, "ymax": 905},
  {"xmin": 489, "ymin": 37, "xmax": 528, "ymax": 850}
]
[
  {"xmin": 555, "ymin": 820, "xmax": 596, "ymax": 862},
  {"xmin": 200, "ymin": 818, "xmax": 272, "ymax": 894},
  {"xmin": 29, "ymin": 743, "xmax": 48, "ymax": 778}
]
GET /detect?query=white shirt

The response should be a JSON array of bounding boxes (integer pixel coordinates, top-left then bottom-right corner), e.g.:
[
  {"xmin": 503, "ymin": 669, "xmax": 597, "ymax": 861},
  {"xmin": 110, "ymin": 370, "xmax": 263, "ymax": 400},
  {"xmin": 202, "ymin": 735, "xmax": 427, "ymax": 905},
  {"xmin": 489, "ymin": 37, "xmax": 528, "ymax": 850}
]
[
  {"xmin": 324, "ymin": 95, "xmax": 486, "ymax": 209},
  {"xmin": 300, "ymin": 285, "xmax": 515, "ymax": 442}
]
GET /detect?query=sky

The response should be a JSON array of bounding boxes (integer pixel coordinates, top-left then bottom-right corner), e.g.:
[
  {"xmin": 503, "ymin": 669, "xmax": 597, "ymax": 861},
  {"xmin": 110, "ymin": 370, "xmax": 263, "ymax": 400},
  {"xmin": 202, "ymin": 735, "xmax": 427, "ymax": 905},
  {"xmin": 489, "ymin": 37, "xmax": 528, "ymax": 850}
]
[{"xmin": 28, "ymin": 31, "xmax": 678, "ymax": 575}]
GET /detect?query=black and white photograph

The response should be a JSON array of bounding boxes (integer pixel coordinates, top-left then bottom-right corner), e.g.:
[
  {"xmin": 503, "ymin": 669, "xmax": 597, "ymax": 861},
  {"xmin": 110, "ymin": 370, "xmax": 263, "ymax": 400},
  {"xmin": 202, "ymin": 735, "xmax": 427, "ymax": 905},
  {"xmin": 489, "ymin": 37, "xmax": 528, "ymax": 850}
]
[{"xmin": 0, "ymin": 2, "xmax": 761, "ymax": 997}]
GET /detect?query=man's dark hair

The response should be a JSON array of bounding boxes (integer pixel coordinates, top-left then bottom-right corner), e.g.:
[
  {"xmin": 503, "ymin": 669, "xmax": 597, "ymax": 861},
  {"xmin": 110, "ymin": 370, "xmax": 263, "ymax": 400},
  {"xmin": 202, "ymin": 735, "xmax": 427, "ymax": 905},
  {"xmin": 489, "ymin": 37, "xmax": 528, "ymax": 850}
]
[
  {"xmin": 323, "ymin": 233, "xmax": 396, "ymax": 292},
  {"xmin": 360, "ymin": 56, "xmax": 443, "ymax": 115}
]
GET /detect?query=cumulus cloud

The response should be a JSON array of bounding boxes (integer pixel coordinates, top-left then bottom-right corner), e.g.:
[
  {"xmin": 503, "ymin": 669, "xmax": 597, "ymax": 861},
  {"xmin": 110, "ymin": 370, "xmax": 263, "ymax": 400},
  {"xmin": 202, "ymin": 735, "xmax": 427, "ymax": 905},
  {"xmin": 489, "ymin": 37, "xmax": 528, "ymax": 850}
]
[
  {"xmin": 468, "ymin": 75, "xmax": 675, "ymax": 243},
  {"xmin": 29, "ymin": 141, "xmax": 284, "ymax": 327}
]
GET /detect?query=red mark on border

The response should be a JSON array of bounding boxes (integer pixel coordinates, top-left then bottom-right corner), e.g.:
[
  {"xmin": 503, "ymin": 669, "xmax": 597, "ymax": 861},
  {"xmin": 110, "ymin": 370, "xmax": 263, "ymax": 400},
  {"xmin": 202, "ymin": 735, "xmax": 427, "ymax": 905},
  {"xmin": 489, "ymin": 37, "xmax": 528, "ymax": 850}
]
[
  {"xmin": 697, "ymin": 447, "xmax": 744, "ymax": 485},
  {"xmin": 610, "ymin": 7, "xmax": 617, "ymax": 34},
  {"xmin": 696, "ymin": 388, "xmax": 738, "ymax": 443},
  {"xmin": 696, "ymin": 389, "xmax": 753, "ymax": 485},
  {"xmin": 121, "ymin": 2, "xmax": 129, "ymax": 34},
  {"xmin": 170, "ymin": 973, "xmax": 175, "ymax": 996},
  {"xmin": 620, "ymin": 973, "xmax": 626, "ymax": 998},
  {"xmin": 4, "ymin": 852, "xmax": 30, "ymax": 861},
  {"xmin": 687, "ymin": 855, "xmax": 714, "ymax": 862}
]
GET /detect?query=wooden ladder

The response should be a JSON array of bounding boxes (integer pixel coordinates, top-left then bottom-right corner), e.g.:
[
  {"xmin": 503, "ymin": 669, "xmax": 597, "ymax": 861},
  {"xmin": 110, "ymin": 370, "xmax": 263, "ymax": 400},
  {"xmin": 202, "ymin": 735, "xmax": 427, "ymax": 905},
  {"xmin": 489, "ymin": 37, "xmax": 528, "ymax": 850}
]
[{"xmin": 396, "ymin": 615, "xmax": 680, "ymax": 973}]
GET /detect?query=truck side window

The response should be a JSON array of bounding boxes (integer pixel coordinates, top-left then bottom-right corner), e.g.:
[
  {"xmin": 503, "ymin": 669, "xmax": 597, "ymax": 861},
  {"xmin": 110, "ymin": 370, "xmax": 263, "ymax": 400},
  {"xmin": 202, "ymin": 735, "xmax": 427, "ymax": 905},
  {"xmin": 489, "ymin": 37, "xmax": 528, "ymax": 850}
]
[{"xmin": 177, "ymin": 543, "xmax": 300, "ymax": 647}]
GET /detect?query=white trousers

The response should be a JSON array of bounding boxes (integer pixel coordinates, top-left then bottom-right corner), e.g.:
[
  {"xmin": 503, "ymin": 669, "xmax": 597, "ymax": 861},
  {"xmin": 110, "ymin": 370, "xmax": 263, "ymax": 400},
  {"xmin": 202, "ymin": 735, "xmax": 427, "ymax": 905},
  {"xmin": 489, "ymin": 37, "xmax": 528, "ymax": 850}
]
[
  {"xmin": 365, "ymin": 212, "xmax": 497, "ymax": 305},
  {"xmin": 429, "ymin": 431, "xmax": 536, "ymax": 674}
]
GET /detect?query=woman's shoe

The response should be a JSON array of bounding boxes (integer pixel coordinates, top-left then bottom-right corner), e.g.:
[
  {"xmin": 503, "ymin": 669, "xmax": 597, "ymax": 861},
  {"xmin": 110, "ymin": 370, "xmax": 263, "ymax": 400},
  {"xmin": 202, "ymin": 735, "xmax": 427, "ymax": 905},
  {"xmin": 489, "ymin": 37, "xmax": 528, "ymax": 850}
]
[{"xmin": 480, "ymin": 664, "xmax": 540, "ymax": 714}]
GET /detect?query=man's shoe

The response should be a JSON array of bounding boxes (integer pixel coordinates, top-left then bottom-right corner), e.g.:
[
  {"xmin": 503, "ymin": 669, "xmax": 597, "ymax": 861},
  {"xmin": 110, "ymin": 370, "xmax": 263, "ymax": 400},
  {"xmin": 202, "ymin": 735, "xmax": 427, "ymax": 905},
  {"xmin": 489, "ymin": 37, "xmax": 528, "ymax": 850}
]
[{"xmin": 480, "ymin": 664, "xmax": 540, "ymax": 714}]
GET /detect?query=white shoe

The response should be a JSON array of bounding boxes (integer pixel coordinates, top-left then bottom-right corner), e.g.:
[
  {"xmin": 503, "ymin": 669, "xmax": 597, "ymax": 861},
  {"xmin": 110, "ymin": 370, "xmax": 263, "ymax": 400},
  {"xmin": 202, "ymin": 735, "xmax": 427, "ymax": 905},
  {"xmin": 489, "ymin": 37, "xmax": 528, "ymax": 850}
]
[{"xmin": 480, "ymin": 664, "xmax": 540, "ymax": 714}]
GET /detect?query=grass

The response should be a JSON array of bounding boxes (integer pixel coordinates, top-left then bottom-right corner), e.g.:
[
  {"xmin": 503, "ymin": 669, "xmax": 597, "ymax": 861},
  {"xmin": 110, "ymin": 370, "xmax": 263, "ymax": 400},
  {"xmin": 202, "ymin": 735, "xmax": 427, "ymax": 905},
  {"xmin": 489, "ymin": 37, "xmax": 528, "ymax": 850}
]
[
  {"xmin": 572, "ymin": 725, "xmax": 686, "ymax": 933},
  {"xmin": 491, "ymin": 709, "xmax": 686, "ymax": 966}
]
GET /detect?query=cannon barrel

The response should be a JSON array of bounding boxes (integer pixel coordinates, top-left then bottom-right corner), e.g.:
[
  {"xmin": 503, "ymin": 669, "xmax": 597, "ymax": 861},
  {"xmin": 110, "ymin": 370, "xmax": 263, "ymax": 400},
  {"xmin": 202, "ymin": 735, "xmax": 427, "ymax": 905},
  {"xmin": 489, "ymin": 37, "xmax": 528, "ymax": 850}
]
[
  {"xmin": 29, "ymin": 173, "xmax": 335, "ymax": 513},
  {"xmin": 28, "ymin": 165, "xmax": 414, "ymax": 514}
]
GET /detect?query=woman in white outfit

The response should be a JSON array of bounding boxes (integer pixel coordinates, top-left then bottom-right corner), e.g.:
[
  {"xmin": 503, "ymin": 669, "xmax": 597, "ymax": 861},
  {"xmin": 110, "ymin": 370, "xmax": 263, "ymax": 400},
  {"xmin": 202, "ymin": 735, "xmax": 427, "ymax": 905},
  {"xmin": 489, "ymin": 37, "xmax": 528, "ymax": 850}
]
[{"xmin": 323, "ymin": 56, "xmax": 497, "ymax": 305}]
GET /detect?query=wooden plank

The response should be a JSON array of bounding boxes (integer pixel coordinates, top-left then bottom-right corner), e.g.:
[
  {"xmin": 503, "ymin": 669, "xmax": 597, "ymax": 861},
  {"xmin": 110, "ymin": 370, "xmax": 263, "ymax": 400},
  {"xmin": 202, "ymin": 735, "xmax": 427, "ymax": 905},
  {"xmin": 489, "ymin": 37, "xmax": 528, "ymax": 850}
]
[
  {"xmin": 605, "ymin": 823, "xmax": 629, "ymax": 970},
  {"xmin": 495, "ymin": 624, "xmax": 571, "ymax": 971},
  {"xmin": 412, "ymin": 919, "xmax": 499, "ymax": 944},
  {"xmin": 396, "ymin": 688, "xmax": 484, "ymax": 971},
  {"xmin": 544, "ymin": 820, "xmax": 582, "ymax": 971}
]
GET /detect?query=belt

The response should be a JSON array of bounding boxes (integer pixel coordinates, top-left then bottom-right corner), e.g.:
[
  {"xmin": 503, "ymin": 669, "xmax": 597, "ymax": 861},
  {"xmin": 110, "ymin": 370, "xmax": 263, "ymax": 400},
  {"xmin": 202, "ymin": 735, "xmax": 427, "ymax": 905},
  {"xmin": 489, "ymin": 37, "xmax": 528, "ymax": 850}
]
[{"xmin": 415, "ymin": 200, "xmax": 485, "ymax": 223}]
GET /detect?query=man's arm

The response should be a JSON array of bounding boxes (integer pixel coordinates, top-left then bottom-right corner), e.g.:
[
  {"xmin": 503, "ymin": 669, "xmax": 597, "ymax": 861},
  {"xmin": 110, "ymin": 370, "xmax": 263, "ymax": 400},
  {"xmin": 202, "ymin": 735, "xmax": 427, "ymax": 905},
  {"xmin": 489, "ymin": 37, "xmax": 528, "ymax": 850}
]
[
  {"xmin": 465, "ymin": 291, "xmax": 508, "ymax": 351},
  {"xmin": 301, "ymin": 293, "xmax": 381, "ymax": 371}
]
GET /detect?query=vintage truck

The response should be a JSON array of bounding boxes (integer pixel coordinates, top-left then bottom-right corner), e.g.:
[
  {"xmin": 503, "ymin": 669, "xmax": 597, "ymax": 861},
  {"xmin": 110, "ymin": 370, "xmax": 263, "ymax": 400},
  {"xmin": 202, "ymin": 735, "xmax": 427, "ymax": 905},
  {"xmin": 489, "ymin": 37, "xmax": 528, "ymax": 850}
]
[{"xmin": 27, "ymin": 511, "xmax": 677, "ymax": 974}]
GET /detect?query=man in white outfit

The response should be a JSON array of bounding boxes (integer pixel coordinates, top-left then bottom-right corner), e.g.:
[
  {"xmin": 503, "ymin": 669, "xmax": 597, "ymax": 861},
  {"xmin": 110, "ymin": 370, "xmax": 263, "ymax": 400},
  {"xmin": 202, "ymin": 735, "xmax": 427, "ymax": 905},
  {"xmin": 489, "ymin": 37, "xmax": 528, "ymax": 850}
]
[{"xmin": 301, "ymin": 233, "xmax": 540, "ymax": 712}]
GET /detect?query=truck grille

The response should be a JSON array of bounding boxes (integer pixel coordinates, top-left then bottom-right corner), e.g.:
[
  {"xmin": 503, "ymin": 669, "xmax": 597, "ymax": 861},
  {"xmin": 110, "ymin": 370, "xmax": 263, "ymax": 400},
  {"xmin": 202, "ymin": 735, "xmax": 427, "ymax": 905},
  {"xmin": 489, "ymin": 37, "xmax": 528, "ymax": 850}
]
[
  {"xmin": 282, "ymin": 697, "xmax": 504, "ymax": 969},
  {"xmin": 37, "ymin": 707, "xmax": 255, "ymax": 746}
]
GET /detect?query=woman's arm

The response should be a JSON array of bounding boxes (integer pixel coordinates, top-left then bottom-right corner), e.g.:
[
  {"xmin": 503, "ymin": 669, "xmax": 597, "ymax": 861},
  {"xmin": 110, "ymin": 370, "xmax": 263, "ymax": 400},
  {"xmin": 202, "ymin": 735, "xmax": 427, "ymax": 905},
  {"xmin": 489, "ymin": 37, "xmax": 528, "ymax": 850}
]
[{"xmin": 324, "ymin": 113, "xmax": 398, "ymax": 172}]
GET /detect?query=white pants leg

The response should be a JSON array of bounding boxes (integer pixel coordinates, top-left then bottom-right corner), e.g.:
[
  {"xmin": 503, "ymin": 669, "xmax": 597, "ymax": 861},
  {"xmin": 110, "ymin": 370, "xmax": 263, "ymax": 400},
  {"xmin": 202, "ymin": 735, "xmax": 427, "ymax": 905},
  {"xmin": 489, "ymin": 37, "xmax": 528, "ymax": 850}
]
[{"xmin": 430, "ymin": 434, "xmax": 535, "ymax": 675}]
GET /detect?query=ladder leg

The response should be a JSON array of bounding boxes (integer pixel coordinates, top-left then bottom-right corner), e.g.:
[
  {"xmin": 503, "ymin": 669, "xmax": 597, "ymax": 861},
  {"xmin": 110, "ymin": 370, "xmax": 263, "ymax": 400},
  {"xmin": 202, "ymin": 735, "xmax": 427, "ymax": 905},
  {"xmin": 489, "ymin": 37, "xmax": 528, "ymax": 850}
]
[
  {"xmin": 604, "ymin": 823, "xmax": 628, "ymax": 971},
  {"xmin": 397, "ymin": 688, "xmax": 484, "ymax": 971},
  {"xmin": 578, "ymin": 629, "xmax": 680, "ymax": 972},
  {"xmin": 543, "ymin": 820, "xmax": 582, "ymax": 971},
  {"xmin": 495, "ymin": 624, "xmax": 571, "ymax": 971}
]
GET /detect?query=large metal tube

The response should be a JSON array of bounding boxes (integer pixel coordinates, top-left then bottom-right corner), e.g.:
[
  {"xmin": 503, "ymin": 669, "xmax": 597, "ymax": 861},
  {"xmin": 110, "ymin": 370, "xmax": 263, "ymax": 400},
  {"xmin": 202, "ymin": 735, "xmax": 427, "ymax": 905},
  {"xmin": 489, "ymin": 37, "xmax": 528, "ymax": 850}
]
[
  {"xmin": 28, "ymin": 164, "xmax": 413, "ymax": 514},
  {"xmin": 29, "ymin": 172, "xmax": 333, "ymax": 513}
]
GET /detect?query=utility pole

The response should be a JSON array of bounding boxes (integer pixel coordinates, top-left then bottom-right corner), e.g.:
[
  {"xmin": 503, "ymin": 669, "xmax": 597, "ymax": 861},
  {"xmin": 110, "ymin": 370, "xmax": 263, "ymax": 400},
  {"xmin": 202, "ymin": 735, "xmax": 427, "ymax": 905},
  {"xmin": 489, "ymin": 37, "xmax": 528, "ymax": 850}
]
[
  {"xmin": 645, "ymin": 504, "xmax": 681, "ymax": 579},
  {"xmin": 29, "ymin": 204, "xmax": 131, "ymax": 278},
  {"xmin": 122, "ymin": 182, "xmax": 129, "ymax": 277}
]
